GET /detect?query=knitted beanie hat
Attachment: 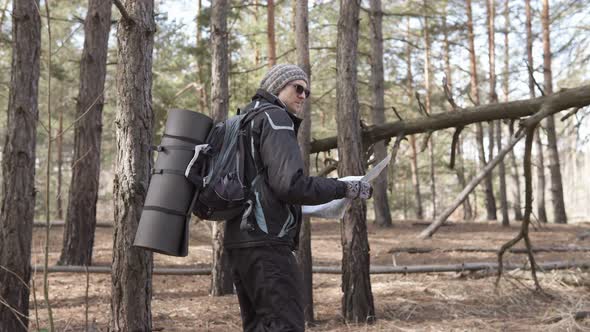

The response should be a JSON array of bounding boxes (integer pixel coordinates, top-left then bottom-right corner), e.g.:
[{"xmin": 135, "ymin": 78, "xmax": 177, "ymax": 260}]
[{"xmin": 259, "ymin": 64, "xmax": 309, "ymax": 96}]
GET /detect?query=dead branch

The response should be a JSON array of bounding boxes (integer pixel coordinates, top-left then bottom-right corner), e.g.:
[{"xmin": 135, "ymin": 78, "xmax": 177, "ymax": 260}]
[
  {"xmin": 449, "ymin": 126, "xmax": 464, "ymax": 169},
  {"xmin": 525, "ymin": 59, "xmax": 545, "ymax": 96},
  {"xmin": 443, "ymin": 76, "xmax": 461, "ymax": 111},
  {"xmin": 389, "ymin": 246, "xmax": 590, "ymax": 254},
  {"xmin": 560, "ymin": 107, "xmax": 581, "ymax": 121},
  {"xmin": 496, "ymin": 125, "xmax": 542, "ymax": 291},
  {"xmin": 543, "ymin": 311, "xmax": 590, "ymax": 324},
  {"xmin": 419, "ymin": 130, "xmax": 433, "ymax": 152},
  {"xmin": 391, "ymin": 106, "xmax": 403, "ymax": 121},
  {"xmin": 415, "ymin": 91, "xmax": 429, "ymax": 117},
  {"xmin": 418, "ymin": 128, "xmax": 526, "ymax": 239},
  {"xmin": 33, "ymin": 221, "xmax": 113, "ymax": 228},
  {"xmin": 310, "ymin": 84, "xmax": 590, "ymax": 153},
  {"xmin": 112, "ymin": 0, "xmax": 133, "ymax": 23},
  {"xmin": 31, "ymin": 260, "xmax": 590, "ymax": 275}
]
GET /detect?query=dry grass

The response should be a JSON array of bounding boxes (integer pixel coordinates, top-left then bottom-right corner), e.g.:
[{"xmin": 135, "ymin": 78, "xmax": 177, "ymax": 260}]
[{"xmin": 28, "ymin": 218, "xmax": 590, "ymax": 331}]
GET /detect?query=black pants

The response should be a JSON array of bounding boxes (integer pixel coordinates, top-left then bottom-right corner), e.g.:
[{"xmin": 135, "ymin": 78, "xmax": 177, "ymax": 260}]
[{"xmin": 227, "ymin": 245, "xmax": 304, "ymax": 332}]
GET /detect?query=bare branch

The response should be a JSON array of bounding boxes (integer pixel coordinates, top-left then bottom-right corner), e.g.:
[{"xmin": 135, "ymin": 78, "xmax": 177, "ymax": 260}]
[
  {"xmin": 391, "ymin": 106, "xmax": 403, "ymax": 121},
  {"xmin": 449, "ymin": 126, "xmax": 464, "ymax": 169},
  {"xmin": 112, "ymin": 0, "xmax": 133, "ymax": 23}
]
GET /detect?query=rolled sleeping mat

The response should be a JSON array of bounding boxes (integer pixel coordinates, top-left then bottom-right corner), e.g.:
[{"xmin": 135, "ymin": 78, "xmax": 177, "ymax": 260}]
[{"xmin": 134, "ymin": 109, "xmax": 213, "ymax": 256}]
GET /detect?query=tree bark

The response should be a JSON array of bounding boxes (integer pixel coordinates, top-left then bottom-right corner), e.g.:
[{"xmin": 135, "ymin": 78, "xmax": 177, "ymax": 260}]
[
  {"xmin": 542, "ymin": 0, "xmax": 567, "ymax": 224},
  {"xmin": 110, "ymin": 1, "xmax": 155, "ymax": 330},
  {"xmin": 369, "ymin": 0, "xmax": 392, "ymax": 227},
  {"xmin": 267, "ymin": 0, "xmax": 276, "ymax": 67},
  {"xmin": 210, "ymin": 0, "xmax": 234, "ymax": 296},
  {"xmin": 406, "ymin": 18, "xmax": 423, "ymax": 220},
  {"xmin": 56, "ymin": 110, "xmax": 64, "ymax": 219},
  {"xmin": 487, "ymin": 0, "xmax": 509, "ymax": 226},
  {"xmin": 0, "ymin": 0, "xmax": 40, "ymax": 330},
  {"xmin": 59, "ymin": 0, "xmax": 112, "ymax": 266},
  {"xmin": 525, "ymin": 0, "xmax": 547, "ymax": 223},
  {"xmin": 337, "ymin": 0, "xmax": 375, "ymax": 323},
  {"xmin": 295, "ymin": 0, "xmax": 315, "ymax": 324},
  {"xmin": 467, "ymin": 0, "xmax": 496, "ymax": 221}
]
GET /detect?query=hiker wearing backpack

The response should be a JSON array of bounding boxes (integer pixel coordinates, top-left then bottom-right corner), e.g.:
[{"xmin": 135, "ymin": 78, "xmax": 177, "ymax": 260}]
[{"xmin": 206, "ymin": 64, "xmax": 372, "ymax": 331}]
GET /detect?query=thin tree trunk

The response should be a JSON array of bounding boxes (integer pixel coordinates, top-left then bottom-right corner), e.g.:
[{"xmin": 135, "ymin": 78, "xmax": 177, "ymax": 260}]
[
  {"xmin": 267, "ymin": 0, "xmax": 276, "ymax": 67},
  {"xmin": 196, "ymin": 0, "xmax": 207, "ymax": 114},
  {"xmin": 487, "ymin": 0, "xmax": 509, "ymax": 226},
  {"xmin": 59, "ymin": 0, "xmax": 112, "ymax": 266},
  {"xmin": 406, "ymin": 18, "xmax": 423, "ymax": 220},
  {"xmin": 110, "ymin": 1, "xmax": 155, "ymax": 330},
  {"xmin": 467, "ymin": 0, "xmax": 496, "ymax": 220},
  {"xmin": 525, "ymin": 0, "xmax": 547, "ymax": 223},
  {"xmin": 541, "ymin": 0, "xmax": 567, "ymax": 224},
  {"xmin": 369, "ymin": 0, "xmax": 392, "ymax": 227},
  {"xmin": 210, "ymin": 0, "xmax": 233, "ymax": 296},
  {"xmin": 423, "ymin": 4, "xmax": 436, "ymax": 219},
  {"xmin": 56, "ymin": 110, "xmax": 63, "ymax": 219},
  {"xmin": 295, "ymin": 0, "xmax": 314, "ymax": 323},
  {"xmin": 337, "ymin": 0, "xmax": 375, "ymax": 323},
  {"xmin": 443, "ymin": 3, "xmax": 472, "ymax": 220},
  {"xmin": 505, "ymin": 0, "xmax": 522, "ymax": 220},
  {"xmin": 0, "ymin": 0, "xmax": 40, "ymax": 330}
]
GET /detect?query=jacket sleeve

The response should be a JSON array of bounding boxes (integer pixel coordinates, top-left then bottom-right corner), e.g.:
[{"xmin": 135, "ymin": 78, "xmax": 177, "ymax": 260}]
[{"xmin": 257, "ymin": 107, "xmax": 347, "ymax": 205}]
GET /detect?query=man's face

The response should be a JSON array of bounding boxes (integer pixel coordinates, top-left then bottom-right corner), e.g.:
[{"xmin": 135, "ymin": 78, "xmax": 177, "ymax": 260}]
[{"xmin": 277, "ymin": 79, "xmax": 310, "ymax": 115}]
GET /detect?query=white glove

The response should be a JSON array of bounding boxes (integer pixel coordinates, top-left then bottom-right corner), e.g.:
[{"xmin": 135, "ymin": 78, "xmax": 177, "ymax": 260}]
[{"xmin": 344, "ymin": 180, "xmax": 373, "ymax": 200}]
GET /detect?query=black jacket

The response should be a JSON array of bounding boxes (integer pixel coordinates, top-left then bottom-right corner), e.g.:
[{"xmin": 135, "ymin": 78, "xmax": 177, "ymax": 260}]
[{"xmin": 224, "ymin": 90, "xmax": 347, "ymax": 249}]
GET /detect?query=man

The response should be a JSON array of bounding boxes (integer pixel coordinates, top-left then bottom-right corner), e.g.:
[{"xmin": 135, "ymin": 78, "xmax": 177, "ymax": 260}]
[{"xmin": 226, "ymin": 64, "xmax": 372, "ymax": 331}]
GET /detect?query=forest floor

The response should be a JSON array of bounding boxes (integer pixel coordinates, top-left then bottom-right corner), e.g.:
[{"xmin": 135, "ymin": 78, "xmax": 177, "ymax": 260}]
[{"xmin": 29, "ymin": 217, "xmax": 590, "ymax": 331}]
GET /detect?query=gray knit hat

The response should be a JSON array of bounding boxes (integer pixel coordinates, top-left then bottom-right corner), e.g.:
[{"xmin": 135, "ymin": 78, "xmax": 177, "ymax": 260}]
[{"xmin": 259, "ymin": 64, "xmax": 309, "ymax": 96}]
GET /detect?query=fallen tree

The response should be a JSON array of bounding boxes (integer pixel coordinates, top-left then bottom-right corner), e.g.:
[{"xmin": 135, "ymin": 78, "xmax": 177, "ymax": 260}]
[
  {"xmin": 310, "ymin": 84, "xmax": 590, "ymax": 153},
  {"xmin": 31, "ymin": 259, "xmax": 590, "ymax": 275},
  {"xmin": 389, "ymin": 246, "xmax": 590, "ymax": 254}
]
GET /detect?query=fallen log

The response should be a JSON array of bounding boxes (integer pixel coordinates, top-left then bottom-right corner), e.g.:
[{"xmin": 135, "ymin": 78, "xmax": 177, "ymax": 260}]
[
  {"xmin": 33, "ymin": 221, "xmax": 113, "ymax": 228},
  {"xmin": 543, "ymin": 311, "xmax": 590, "ymax": 324},
  {"xmin": 31, "ymin": 259, "xmax": 590, "ymax": 275},
  {"xmin": 389, "ymin": 246, "xmax": 590, "ymax": 254},
  {"xmin": 310, "ymin": 84, "xmax": 590, "ymax": 153}
]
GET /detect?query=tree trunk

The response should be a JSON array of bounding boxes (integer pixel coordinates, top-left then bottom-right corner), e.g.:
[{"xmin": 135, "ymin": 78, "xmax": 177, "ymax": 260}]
[
  {"xmin": 487, "ymin": 0, "xmax": 509, "ymax": 226},
  {"xmin": 505, "ymin": 0, "xmax": 523, "ymax": 221},
  {"xmin": 423, "ymin": 4, "xmax": 437, "ymax": 219},
  {"xmin": 110, "ymin": 2, "xmax": 155, "ymax": 330},
  {"xmin": 369, "ymin": 0, "xmax": 392, "ymax": 227},
  {"xmin": 337, "ymin": 0, "xmax": 375, "ymax": 323},
  {"xmin": 56, "ymin": 110, "xmax": 64, "ymax": 219},
  {"xmin": 467, "ymin": 0, "xmax": 496, "ymax": 220},
  {"xmin": 295, "ymin": 0, "xmax": 315, "ymax": 324},
  {"xmin": 525, "ymin": 0, "xmax": 547, "ymax": 223},
  {"xmin": 409, "ymin": 136, "xmax": 423, "ymax": 219},
  {"xmin": 196, "ymin": 0, "xmax": 208, "ymax": 114},
  {"xmin": 541, "ymin": 0, "xmax": 567, "ymax": 224},
  {"xmin": 59, "ymin": 0, "xmax": 111, "ymax": 266},
  {"xmin": 210, "ymin": 0, "xmax": 233, "ymax": 296},
  {"xmin": 406, "ymin": 18, "xmax": 423, "ymax": 220},
  {"xmin": 0, "ymin": 0, "xmax": 40, "ymax": 330},
  {"xmin": 443, "ymin": 4, "xmax": 472, "ymax": 220},
  {"xmin": 267, "ymin": 0, "xmax": 276, "ymax": 67}
]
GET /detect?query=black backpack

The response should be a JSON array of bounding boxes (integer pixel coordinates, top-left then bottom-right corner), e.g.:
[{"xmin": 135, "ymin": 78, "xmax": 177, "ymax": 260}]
[{"xmin": 187, "ymin": 104, "xmax": 270, "ymax": 226}]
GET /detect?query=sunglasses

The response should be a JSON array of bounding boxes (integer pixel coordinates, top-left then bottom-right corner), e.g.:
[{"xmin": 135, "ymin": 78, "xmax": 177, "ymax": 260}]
[{"xmin": 291, "ymin": 83, "xmax": 311, "ymax": 98}]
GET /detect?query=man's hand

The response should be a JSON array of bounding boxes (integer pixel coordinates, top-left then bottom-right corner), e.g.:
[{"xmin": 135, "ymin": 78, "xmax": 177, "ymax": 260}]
[{"xmin": 344, "ymin": 180, "xmax": 373, "ymax": 200}]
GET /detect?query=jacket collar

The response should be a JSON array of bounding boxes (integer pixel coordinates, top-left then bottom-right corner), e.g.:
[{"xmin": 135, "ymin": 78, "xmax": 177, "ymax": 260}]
[{"xmin": 253, "ymin": 89, "xmax": 302, "ymax": 133}]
